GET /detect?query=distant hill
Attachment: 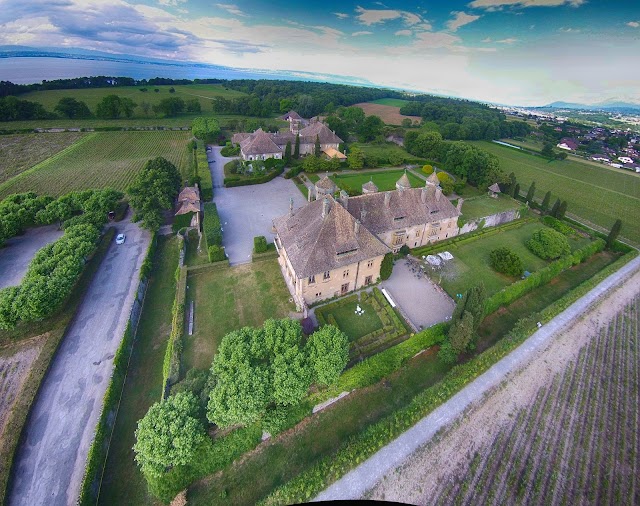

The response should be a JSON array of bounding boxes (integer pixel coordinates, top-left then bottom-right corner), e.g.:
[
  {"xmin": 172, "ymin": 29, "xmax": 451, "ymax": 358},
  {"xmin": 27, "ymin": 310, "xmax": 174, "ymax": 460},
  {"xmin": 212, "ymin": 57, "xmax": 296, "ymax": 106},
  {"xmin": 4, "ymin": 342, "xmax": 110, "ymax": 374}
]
[{"xmin": 543, "ymin": 100, "xmax": 640, "ymax": 112}]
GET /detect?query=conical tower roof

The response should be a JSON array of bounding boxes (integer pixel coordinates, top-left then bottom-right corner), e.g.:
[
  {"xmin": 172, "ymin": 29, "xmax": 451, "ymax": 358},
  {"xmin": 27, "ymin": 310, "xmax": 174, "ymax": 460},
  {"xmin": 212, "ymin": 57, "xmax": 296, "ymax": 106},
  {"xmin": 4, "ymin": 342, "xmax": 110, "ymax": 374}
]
[
  {"xmin": 396, "ymin": 172, "xmax": 412, "ymax": 190},
  {"xmin": 315, "ymin": 175, "xmax": 336, "ymax": 190},
  {"xmin": 426, "ymin": 171, "xmax": 440, "ymax": 185},
  {"xmin": 362, "ymin": 179, "xmax": 379, "ymax": 194}
]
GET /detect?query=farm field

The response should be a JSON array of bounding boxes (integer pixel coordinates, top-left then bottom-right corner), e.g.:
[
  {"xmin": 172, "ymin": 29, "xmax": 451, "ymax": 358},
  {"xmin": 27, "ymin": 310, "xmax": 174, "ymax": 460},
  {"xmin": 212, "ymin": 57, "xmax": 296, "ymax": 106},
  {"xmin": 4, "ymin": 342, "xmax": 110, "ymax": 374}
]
[
  {"xmin": 470, "ymin": 140, "xmax": 640, "ymax": 245},
  {"xmin": 460, "ymin": 194, "xmax": 522, "ymax": 221},
  {"xmin": 0, "ymin": 130, "xmax": 190, "ymax": 198},
  {"xmin": 354, "ymin": 102, "xmax": 421, "ymax": 126},
  {"xmin": 0, "ymin": 132, "xmax": 84, "ymax": 184},
  {"xmin": 18, "ymin": 84, "xmax": 246, "ymax": 118},
  {"xmin": 183, "ymin": 260, "xmax": 295, "ymax": 373},
  {"xmin": 425, "ymin": 295, "xmax": 640, "ymax": 505},
  {"xmin": 369, "ymin": 98, "xmax": 411, "ymax": 107}
]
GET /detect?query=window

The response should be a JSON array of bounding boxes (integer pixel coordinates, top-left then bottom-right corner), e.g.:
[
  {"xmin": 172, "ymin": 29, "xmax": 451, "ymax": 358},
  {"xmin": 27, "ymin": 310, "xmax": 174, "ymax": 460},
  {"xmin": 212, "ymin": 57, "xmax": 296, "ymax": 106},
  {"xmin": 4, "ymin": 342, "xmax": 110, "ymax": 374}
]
[
  {"xmin": 414, "ymin": 242, "xmax": 418, "ymax": 247},
  {"xmin": 364, "ymin": 275, "xmax": 372, "ymax": 286},
  {"xmin": 392, "ymin": 235, "xmax": 404, "ymax": 246},
  {"xmin": 323, "ymin": 271, "xmax": 330, "ymax": 280},
  {"xmin": 315, "ymin": 292, "xmax": 322, "ymax": 297},
  {"xmin": 415, "ymin": 230, "xmax": 420, "ymax": 237},
  {"xmin": 343, "ymin": 269, "xmax": 349, "ymax": 278},
  {"xmin": 308, "ymin": 275, "xmax": 316, "ymax": 284},
  {"xmin": 366, "ymin": 260, "xmax": 374, "ymax": 268},
  {"xmin": 341, "ymin": 283, "xmax": 349, "ymax": 294}
]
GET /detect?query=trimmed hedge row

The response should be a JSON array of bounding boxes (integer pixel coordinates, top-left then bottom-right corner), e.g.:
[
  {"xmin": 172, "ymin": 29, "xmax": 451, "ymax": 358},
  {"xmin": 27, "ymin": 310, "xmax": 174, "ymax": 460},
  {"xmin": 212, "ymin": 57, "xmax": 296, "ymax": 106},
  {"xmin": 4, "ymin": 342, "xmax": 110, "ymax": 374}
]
[
  {"xmin": 260, "ymin": 249, "xmax": 636, "ymax": 506},
  {"xmin": 484, "ymin": 238, "xmax": 606, "ymax": 315},
  {"xmin": 161, "ymin": 265, "xmax": 188, "ymax": 398},
  {"xmin": 195, "ymin": 141, "xmax": 213, "ymax": 201},
  {"xmin": 202, "ymin": 202, "xmax": 226, "ymax": 263},
  {"xmin": 139, "ymin": 233, "xmax": 158, "ymax": 280},
  {"xmin": 224, "ymin": 166, "xmax": 284, "ymax": 187}
]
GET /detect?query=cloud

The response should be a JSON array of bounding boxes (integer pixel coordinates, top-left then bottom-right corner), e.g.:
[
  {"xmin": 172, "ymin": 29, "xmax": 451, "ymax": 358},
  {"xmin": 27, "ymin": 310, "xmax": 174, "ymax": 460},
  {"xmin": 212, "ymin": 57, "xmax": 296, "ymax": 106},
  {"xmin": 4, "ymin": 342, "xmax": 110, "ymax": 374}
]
[
  {"xmin": 447, "ymin": 11, "xmax": 481, "ymax": 32},
  {"xmin": 558, "ymin": 27, "xmax": 580, "ymax": 32},
  {"xmin": 627, "ymin": 21, "xmax": 640, "ymax": 28},
  {"xmin": 496, "ymin": 37, "xmax": 518, "ymax": 43},
  {"xmin": 355, "ymin": 6, "xmax": 423, "ymax": 26},
  {"xmin": 352, "ymin": 31, "xmax": 373, "ymax": 36},
  {"xmin": 333, "ymin": 12, "xmax": 349, "ymax": 19},
  {"xmin": 395, "ymin": 30, "xmax": 412, "ymax": 36},
  {"xmin": 157, "ymin": 0, "xmax": 187, "ymax": 6},
  {"xmin": 468, "ymin": 0, "xmax": 585, "ymax": 9},
  {"xmin": 482, "ymin": 37, "xmax": 492, "ymax": 42},
  {"xmin": 215, "ymin": 4, "xmax": 247, "ymax": 17},
  {"xmin": 413, "ymin": 31, "xmax": 463, "ymax": 49}
]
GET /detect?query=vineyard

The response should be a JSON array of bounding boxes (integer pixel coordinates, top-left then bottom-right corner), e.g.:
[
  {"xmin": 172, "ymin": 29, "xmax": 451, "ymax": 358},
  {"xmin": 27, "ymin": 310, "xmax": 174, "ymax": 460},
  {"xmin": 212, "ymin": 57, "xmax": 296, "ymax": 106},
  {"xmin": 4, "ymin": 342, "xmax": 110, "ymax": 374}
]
[
  {"xmin": 0, "ymin": 130, "xmax": 191, "ymax": 198},
  {"xmin": 0, "ymin": 132, "xmax": 84, "ymax": 184},
  {"xmin": 424, "ymin": 295, "xmax": 639, "ymax": 505}
]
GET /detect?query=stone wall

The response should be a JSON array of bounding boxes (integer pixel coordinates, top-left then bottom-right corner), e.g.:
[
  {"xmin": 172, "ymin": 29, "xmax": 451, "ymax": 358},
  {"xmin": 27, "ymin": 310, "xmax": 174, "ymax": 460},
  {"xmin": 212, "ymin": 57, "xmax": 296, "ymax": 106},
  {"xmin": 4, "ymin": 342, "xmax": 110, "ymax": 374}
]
[{"xmin": 458, "ymin": 208, "xmax": 521, "ymax": 235}]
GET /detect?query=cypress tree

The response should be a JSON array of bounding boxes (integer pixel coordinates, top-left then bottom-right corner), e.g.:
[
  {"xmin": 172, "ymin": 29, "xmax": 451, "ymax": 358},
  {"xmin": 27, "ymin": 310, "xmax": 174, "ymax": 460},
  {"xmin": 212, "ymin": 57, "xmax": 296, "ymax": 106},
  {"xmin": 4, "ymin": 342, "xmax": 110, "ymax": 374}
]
[
  {"xmin": 557, "ymin": 200, "xmax": 568, "ymax": 219},
  {"xmin": 606, "ymin": 219, "xmax": 622, "ymax": 249},
  {"xmin": 550, "ymin": 198, "xmax": 561, "ymax": 217},
  {"xmin": 508, "ymin": 172, "xmax": 517, "ymax": 196},
  {"xmin": 314, "ymin": 134, "xmax": 321, "ymax": 157},
  {"xmin": 284, "ymin": 141, "xmax": 292, "ymax": 165},
  {"xmin": 541, "ymin": 191, "xmax": 551, "ymax": 211},
  {"xmin": 512, "ymin": 183, "xmax": 521, "ymax": 199},
  {"xmin": 294, "ymin": 134, "xmax": 300, "ymax": 159},
  {"xmin": 526, "ymin": 181, "xmax": 536, "ymax": 203}
]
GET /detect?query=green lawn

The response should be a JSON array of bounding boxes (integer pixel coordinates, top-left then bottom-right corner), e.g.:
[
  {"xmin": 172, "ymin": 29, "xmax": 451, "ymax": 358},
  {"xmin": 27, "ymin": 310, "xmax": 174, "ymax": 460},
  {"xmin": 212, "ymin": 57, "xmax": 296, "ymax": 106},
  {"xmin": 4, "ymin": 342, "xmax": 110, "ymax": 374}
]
[
  {"xmin": 98, "ymin": 236, "xmax": 180, "ymax": 506},
  {"xmin": 330, "ymin": 169, "xmax": 425, "ymax": 193},
  {"xmin": 369, "ymin": 98, "xmax": 410, "ymax": 107},
  {"xmin": 183, "ymin": 260, "xmax": 296, "ymax": 372},
  {"xmin": 460, "ymin": 194, "xmax": 522, "ymax": 221},
  {"xmin": 316, "ymin": 300, "xmax": 383, "ymax": 341},
  {"xmin": 0, "ymin": 130, "xmax": 190, "ymax": 198},
  {"xmin": 469, "ymin": 140, "xmax": 640, "ymax": 245},
  {"xmin": 353, "ymin": 142, "xmax": 425, "ymax": 165}
]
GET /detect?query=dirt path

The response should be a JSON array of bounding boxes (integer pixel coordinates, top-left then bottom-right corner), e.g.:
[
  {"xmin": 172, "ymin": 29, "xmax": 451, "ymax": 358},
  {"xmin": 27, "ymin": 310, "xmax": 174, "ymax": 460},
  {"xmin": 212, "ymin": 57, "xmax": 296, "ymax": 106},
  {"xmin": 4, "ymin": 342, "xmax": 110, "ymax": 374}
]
[
  {"xmin": 314, "ymin": 255, "xmax": 640, "ymax": 501},
  {"xmin": 364, "ymin": 260, "xmax": 640, "ymax": 503}
]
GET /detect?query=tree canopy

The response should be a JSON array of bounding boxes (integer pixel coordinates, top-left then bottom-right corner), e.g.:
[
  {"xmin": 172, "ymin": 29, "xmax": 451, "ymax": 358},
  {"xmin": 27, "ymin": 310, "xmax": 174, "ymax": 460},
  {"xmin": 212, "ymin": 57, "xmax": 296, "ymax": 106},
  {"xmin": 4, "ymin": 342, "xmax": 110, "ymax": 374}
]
[
  {"xmin": 490, "ymin": 247, "xmax": 524, "ymax": 277},
  {"xmin": 526, "ymin": 228, "xmax": 571, "ymax": 259},
  {"xmin": 95, "ymin": 94, "xmax": 137, "ymax": 119},
  {"xmin": 54, "ymin": 97, "xmax": 91, "ymax": 119},
  {"xmin": 191, "ymin": 116, "xmax": 221, "ymax": 142}
]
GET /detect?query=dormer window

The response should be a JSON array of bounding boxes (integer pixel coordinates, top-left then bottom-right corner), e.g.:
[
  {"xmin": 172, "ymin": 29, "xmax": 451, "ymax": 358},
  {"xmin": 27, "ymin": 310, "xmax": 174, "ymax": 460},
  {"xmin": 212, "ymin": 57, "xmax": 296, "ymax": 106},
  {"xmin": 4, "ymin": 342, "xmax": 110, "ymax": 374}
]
[{"xmin": 323, "ymin": 271, "xmax": 330, "ymax": 280}]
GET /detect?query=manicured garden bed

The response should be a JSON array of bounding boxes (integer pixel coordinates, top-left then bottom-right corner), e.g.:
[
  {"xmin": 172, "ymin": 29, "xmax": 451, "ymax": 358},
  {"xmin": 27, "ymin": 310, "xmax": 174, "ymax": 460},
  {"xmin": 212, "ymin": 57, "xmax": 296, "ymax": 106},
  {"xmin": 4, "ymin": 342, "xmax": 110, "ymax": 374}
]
[{"xmin": 316, "ymin": 299, "xmax": 382, "ymax": 341}]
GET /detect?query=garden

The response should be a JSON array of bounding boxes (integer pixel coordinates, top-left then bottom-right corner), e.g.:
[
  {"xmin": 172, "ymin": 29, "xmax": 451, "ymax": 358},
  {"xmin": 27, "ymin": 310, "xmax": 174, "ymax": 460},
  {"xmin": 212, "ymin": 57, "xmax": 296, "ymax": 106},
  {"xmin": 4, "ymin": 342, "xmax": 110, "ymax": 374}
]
[
  {"xmin": 307, "ymin": 169, "xmax": 425, "ymax": 195},
  {"xmin": 223, "ymin": 157, "xmax": 285, "ymax": 187},
  {"xmin": 458, "ymin": 193, "xmax": 522, "ymax": 221}
]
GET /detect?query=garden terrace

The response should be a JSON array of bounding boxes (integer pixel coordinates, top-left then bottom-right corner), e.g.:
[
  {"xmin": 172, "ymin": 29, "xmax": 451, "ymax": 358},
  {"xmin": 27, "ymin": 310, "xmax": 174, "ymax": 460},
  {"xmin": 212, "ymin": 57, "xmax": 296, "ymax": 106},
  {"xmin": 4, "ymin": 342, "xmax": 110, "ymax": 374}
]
[
  {"xmin": 459, "ymin": 194, "xmax": 522, "ymax": 221},
  {"xmin": 314, "ymin": 288, "xmax": 410, "ymax": 362}
]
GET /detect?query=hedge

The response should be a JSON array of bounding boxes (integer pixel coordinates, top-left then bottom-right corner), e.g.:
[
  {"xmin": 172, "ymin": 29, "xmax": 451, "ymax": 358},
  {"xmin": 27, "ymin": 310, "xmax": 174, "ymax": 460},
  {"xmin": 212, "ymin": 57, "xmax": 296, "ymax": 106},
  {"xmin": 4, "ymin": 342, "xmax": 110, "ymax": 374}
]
[
  {"xmin": 202, "ymin": 202, "xmax": 222, "ymax": 257},
  {"xmin": 260, "ymin": 249, "xmax": 636, "ymax": 506},
  {"xmin": 208, "ymin": 245, "xmax": 226, "ymax": 263},
  {"xmin": 139, "ymin": 233, "xmax": 158, "ymax": 280},
  {"xmin": 161, "ymin": 265, "xmax": 188, "ymax": 398},
  {"xmin": 484, "ymin": 238, "xmax": 606, "ymax": 315},
  {"xmin": 195, "ymin": 141, "xmax": 213, "ymax": 201},
  {"xmin": 254, "ymin": 235, "xmax": 268, "ymax": 253},
  {"xmin": 224, "ymin": 166, "xmax": 284, "ymax": 187}
]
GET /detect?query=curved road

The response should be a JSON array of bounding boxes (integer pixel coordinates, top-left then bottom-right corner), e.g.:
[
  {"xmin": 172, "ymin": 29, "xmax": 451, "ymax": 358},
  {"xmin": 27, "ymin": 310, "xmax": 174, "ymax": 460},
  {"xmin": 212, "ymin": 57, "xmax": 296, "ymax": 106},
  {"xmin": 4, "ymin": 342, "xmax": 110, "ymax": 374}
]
[
  {"xmin": 314, "ymin": 254, "xmax": 640, "ymax": 501},
  {"xmin": 8, "ymin": 219, "xmax": 151, "ymax": 506}
]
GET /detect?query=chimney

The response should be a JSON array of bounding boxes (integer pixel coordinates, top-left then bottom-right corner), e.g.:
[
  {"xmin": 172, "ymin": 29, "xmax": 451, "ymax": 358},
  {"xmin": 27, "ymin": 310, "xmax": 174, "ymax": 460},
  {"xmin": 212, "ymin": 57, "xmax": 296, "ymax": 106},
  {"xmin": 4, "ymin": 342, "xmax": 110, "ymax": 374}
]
[
  {"xmin": 456, "ymin": 198, "xmax": 464, "ymax": 212},
  {"xmin": 384, "ymin": 191, "xmax": 391, "ymax": 207},
  {"xmin": 354, "ymin": 219, "xmax": 360, "ymax": 234},
  {"xmin": 436, "ymin": 187, "xmax": 443, "ymax": 202},
  {"xmin": 421, "ymin": 186, "xmax": 427, "ymax": 203},
  {"xmin": 360, "ymin": 209, "xmax": 367, "ymax": 222},
  {"xmin": 340, "ymin": 190, "xmax": 349, "ymax": 207},
  {"xmin": 322, "ymin": 197, "xmax": 330, "ymax": 218},
  {"xmin": 289, "ymin": 197, "xmax": 294, "ymax": 217}
]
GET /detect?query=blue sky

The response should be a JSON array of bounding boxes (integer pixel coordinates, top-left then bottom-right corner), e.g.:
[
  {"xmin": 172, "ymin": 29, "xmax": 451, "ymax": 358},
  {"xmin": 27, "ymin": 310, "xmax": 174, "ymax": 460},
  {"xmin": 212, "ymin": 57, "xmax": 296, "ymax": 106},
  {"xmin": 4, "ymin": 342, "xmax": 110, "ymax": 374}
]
[{"xmin": 1, "ymin": 0, "xmax": 639, "ymax": 105}]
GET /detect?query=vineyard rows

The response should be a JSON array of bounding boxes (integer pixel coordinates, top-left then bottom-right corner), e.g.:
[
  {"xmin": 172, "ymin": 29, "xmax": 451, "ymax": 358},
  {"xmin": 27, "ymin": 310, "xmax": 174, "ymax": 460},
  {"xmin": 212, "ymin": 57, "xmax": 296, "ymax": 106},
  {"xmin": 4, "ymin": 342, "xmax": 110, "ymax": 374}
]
[
  {"xmin": 427, "ymin": 295, "xmax": 639, "ymax": 505},
  {"xmin": 0, "ymin": 130, "xmax": 191, "ymax": 198}
]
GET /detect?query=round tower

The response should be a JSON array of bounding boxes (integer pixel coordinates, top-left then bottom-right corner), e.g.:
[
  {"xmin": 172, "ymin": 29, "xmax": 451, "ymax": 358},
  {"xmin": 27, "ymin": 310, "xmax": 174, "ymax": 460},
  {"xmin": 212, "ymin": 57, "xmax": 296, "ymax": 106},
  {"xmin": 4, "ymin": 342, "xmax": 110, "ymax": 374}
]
[{"xmin": 315, "ymin": 174, "xmax": 336, "ymax": 198}]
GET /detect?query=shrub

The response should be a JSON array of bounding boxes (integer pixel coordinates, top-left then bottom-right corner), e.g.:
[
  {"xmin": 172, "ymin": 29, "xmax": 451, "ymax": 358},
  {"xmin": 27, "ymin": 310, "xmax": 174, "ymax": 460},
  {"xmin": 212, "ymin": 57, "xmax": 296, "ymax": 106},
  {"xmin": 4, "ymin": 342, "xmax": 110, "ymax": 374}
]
[
  {"xmin": 399, "ymin": 245, "xmax": 410, "ymax": 256},
  {"xmin": 220, "ymin": 143, "xmax": 240, "ymax": 157},
  {"xmin": 542, "ymin": 216, "xmax": 573, "ymax": 235},
  {"xmin": 526, "ymin": 228, "xmax": 571, "ymax": 259},
  {"xmin": 380, "ymin": 253, "xmax": 393, "ymax": 280},
  {"xmin": 489, "ymin": 247, "xmax": 524, "ymax": 277},
  {"xmin": 253, "ymin": 236, "xmax": 268, "ymax": 253},
  {"xmin": 421, "ymin": 164, "xmax": 433, "ymax": 175},
  {"xmin": 208, "ymin": 245, "xmax": 226, "ymax": 262}
]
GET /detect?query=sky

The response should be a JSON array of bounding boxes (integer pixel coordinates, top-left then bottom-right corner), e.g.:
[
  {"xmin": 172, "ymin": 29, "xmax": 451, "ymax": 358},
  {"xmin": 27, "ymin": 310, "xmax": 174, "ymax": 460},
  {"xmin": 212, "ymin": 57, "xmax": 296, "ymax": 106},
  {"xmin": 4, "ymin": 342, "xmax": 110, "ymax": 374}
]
[{"xmin": 1, "ymin": 0, "xmax": 639, "ymax": 105}]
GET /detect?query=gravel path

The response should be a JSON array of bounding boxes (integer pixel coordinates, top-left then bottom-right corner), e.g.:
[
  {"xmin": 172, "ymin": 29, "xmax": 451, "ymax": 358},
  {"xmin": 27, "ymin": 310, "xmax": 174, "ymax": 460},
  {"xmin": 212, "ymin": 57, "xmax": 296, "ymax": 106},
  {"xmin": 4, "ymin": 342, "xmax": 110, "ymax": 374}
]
[
  {"xmin": 8, "ymin": 220, "xmax": 151, "ymax": 506},
  {"xmin": 314, "ymin": 254, "xmax": 640, "ymax": 501}
]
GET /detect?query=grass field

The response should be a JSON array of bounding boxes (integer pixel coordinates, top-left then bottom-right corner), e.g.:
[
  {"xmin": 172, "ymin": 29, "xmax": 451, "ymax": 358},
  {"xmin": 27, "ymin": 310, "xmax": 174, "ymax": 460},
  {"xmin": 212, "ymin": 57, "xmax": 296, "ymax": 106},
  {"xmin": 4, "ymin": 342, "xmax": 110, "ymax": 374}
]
[
  {"xmin": 369, "ymin": 98, "xmax": 411, "ymax": 107},
  {"xmin": 19, "ymin": 84, "xmax": 246, "ymax": 118},
  {"xmin": 354, "ymin": 142, "xmax": 426, "ymax": 165},
  {"xmin": 0, "ymin": 132, "xmax": 84, "ymax": 185},
  {"xmin": 460, "ymin": 195, "xmax": 522, "ymax": 221},
  {"xmin": 353, "ymin": 102, "xmax": 421, "ymax": 126},
  {"xmin": 0, "ymin": 130, "xmax": 190, "ymax": 198},
  {"xmin": 98, "ymin": 235, "xmax": 180, "ymax": 506},
  {"xmin": 183, "ymin": 260, "xmax": 295, "ymax": 372},
  {"xmin": 316, "ymin": 300, "xmax": 383, "ymax": 341},
  {"xmin": 470, "ymin": 140, "xmax": 640, "ymax": 245},
  {"xmin": 429, "ymin": 295, "xmax": 639, "ymax": 504}
]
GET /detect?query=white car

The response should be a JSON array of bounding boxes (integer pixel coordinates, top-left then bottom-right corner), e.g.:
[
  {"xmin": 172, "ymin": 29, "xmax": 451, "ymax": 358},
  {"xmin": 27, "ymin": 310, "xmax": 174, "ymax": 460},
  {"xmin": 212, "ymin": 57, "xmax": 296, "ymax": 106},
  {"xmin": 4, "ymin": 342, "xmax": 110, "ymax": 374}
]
[{"xmin": 116, "ymin": 233, "xmax": 126, "ymax": 245}]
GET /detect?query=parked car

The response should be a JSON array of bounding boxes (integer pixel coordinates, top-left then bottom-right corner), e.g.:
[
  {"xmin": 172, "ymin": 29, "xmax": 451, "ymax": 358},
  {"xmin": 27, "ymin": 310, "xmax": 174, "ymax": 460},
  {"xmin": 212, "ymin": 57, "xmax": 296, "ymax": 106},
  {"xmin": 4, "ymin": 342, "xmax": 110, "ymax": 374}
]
[{"xmin": 116, "ymin": 233, "xmax": 126, "ymax": 245}]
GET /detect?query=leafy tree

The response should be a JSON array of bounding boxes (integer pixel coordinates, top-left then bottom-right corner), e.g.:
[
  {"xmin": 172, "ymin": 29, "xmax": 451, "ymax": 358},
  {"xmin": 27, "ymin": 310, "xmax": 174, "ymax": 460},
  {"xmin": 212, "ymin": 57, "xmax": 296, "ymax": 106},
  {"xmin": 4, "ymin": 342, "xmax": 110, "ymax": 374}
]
[
  {"xmin": 380, "ymin": 253, "xmax": 393, "ymax": 280},
  {"xmin": 541, "ymin": 191, "xmax": 551, "ymax": 212},
  {"xmin": 541, "ymin": 141, "xmax": 554, "ymax": 158},
  {"xmin": 439, "ymin": 311, "xmax": 474, "ymax": 364},
  {"xmin": 191, "ymin": 117, "xmax": 220, "ymax": 143},
  {"xmin": 557, "ymin": 200, "xmax": 568, "ymax": 219},
  {"xmin": 555, "ymin": 151, "xmax": 567, "ymax": 160},
  {"xmin": 526, "ymin": 228, "xmax": 571, "ymax": 259},
  {"xmin": 96, "ymin": 95, "xmax": 136, "ymax": 119},
  {"xmin": 358, "ymin": 115, "xmax": 384, "ymax": 142},
  {"xmin": 401, "ymin": 118, "xmax": 412, "ymax": 128},
  {"xmin": 437, "ymin": 172, "xmax": 454, "ymax": 195},
  {"xmin": 140, "ymin": 101, "xmax": 151, "ymax": 116},
  {"xmin": 302, "ymin": 155, "xmax": 329, "ymax": 173},
  {"xmin": 347, "ymin": 146, "xmax": 364, "ymax": 169},
  {"xmin": 127, "ymin": 157, "xmax": 181, "ymax": 231},
  {"xmin": 284, "ymin": 141, "xmax": 292, "ymax": 165},
  {"xmin": 550, "ymin": 198, "xmax": 561, "ymax": 218},
  {"xmin": 490, "ymin": 247, "xmax": 524, "ymax": 277},
  {"xmin": 512, "ymin": 183, "xmax": 520, "ymax": 199},
  {"xmin": 54, "ymin": 97, "xmax": 91, "ymax": 119},
  {"xmin": 314, "ymin": 134, "xmax": 321, "ymax": 157},
  {"xmin": 606, "ymin": 219, "xmax": 622, "ymax": 249},
  {"xmin": 294, "ymin": 134, "xmax": 300, "ymax": 159},
  {"xmin": 153, "ymin": 97, "xmax": 185, "ymax": 117},
  {"xmin": 507, "ymin": 172, "xmax": 517, "ymax": 196},
  {"xmin": 526, "ymin": 181, "xmax": 536, "ymax": 203},
  {"xmin": 306, "ymin": 325, "xmax": 349, "ymax": 386},
  {"xmin": 186, "ymin": 98, "xmax": 201, "ymax": 113},
  {"xmin": 133, "ymin": 392, "xmax": 205, "ymax": 478},
  {"xmin": 411, "ymin": 131, "xmax": 443, "ymax": 160}
]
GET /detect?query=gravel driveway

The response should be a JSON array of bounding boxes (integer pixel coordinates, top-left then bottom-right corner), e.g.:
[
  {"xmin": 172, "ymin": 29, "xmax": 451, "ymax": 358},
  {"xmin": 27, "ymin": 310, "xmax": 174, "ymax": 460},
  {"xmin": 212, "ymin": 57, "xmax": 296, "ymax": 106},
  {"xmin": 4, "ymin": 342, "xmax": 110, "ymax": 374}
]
[
  {"xmin": 8, "ymin": 219, "xmax": 151, "ymax": 506},
  {"xmin": 208, "ymin": 147, "xmax": 307, "ymax": 265},
  {"xmin": 0, "ymin": 225, "xmax": 64, "ymax": 289},
  {"xmin": 314, "ymin": 255, "xmax": 640, "ymax": 501}
]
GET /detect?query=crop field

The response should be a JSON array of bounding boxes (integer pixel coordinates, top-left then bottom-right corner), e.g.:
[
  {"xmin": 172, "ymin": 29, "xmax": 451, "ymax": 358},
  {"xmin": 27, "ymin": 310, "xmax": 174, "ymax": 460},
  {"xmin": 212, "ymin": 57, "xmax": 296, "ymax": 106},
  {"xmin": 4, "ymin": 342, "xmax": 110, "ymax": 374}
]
[
  {"xmin": 18, "ymin": 84, "xmax": 246, "ymax": 118},
  {"xmin": 354, "ymin": 102, "xmax": 421, "ymax": 125},
  {"xmin": 470, "ymin": 141, "xmax": 640, "ymax": 245},
  {"xmin": 425, "ymin": 295, "xmax": 639, "ymax": 505},
  {"xmin": 0, "ymin": 130, "xmax": 190, "ymax": 198},
  {"xmin": 0, "ymin": 132, "xmax": 85, "ymax": 185}
]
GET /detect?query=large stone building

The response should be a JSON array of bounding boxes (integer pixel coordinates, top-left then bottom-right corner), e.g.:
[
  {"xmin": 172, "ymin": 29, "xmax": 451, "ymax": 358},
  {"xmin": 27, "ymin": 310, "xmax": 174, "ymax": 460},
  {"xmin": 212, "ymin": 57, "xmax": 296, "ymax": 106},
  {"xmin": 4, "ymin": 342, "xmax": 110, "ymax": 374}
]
[
  {"xmin": 231, "ymin": 111, "xmax": 344, "ymax": 161},
  {"xmin": 273, "ymin": 172, "xmax": 462, "ymax": 306}
]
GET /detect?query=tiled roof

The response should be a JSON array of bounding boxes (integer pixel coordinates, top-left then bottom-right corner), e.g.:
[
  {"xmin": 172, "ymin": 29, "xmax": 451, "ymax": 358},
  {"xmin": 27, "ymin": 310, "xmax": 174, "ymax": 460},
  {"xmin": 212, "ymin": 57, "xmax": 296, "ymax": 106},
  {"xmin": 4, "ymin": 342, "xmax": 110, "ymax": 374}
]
[
  {"xmin": 426, "ymin": 171, "xmax": 439, "ymax": 185},
  {"xmin": 280, "ymin": 110, "xmax": 303, "ymax": 121},
  {"xmin": 240, "ymin": 128, "xmax": 282, "ymax": 156},
  {"xmin": 299, "ymin": 122, "xmax": 343, "ymax": 145},
  {"xmin": 178, "ymin": 186, "xmax": 200, "ymax": 203},
  {"xmin": 488, "ymin": 183, "xmax": 501, "ymax": 193},
  {"xmin": 362, "ymin": 180, "xmax": 378, "ymax": 193},
  {"xmin": 274, "ymin": 196, "xmax": 389, "ymax": 278},
  {"xmin": 396, "ymin": 173, "xmax": 412, "ymax": 189},
  {"xmin": 315, "ymin": 175, "xmax": 336, "ymax": 190}
]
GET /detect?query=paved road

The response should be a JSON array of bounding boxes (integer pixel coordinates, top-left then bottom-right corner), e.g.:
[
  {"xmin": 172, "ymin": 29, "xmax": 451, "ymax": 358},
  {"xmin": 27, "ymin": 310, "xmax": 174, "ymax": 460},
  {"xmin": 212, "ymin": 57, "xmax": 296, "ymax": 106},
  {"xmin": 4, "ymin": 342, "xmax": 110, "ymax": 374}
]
[
  {"xmin": 207, "ymin": 147, "xmax": 306, "ymax": 265},
  {"xmin": 314, "ymin": 255, "xmax": 640, "ymax": 501},
  {"xmin": 8, "ymin": 219, "xmax": 151, "ymax": 506},
  {"xmin": 0, "ymin": 225, "xmax": 64, "ymax": 289}
]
